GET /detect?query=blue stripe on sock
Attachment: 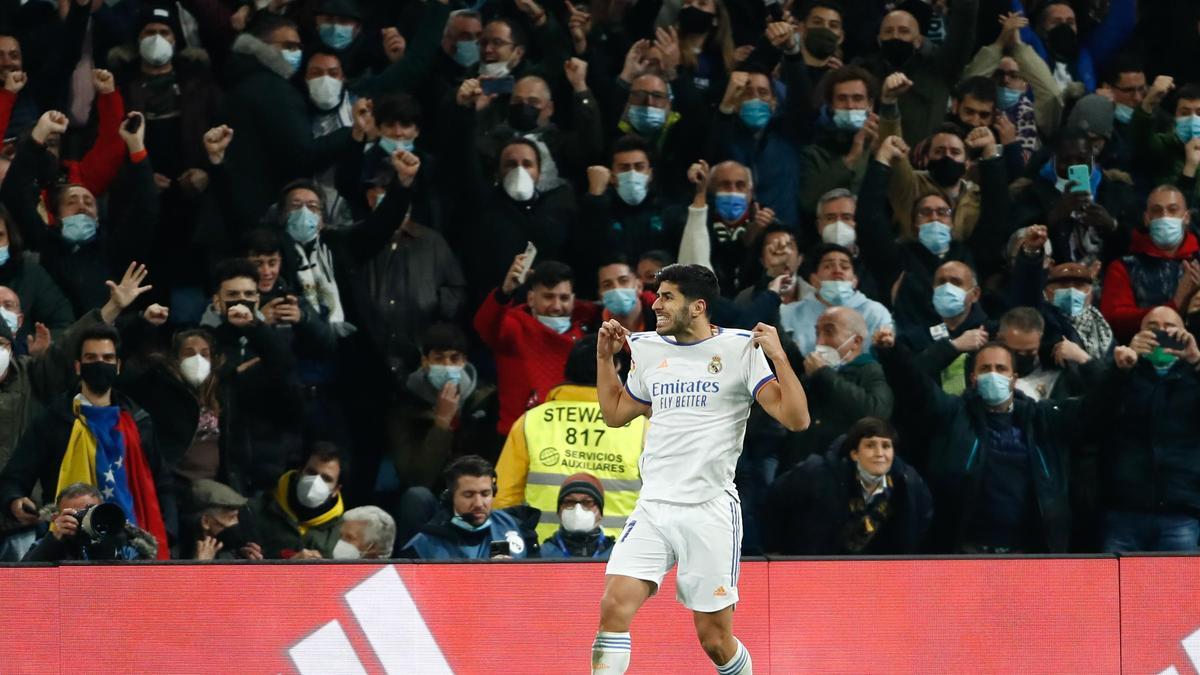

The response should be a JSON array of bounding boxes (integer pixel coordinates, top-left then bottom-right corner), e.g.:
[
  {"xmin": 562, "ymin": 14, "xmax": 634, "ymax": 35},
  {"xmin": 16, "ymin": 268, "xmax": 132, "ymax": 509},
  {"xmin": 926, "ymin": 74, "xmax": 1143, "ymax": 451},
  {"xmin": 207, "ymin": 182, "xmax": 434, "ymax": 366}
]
[
  {"xmin": 716, "ymin": 646, "xmax": 748, "ymax": 675},
  {"xmin": 594, "ymin": 639, "xmax": 631, "ymax": 646}
]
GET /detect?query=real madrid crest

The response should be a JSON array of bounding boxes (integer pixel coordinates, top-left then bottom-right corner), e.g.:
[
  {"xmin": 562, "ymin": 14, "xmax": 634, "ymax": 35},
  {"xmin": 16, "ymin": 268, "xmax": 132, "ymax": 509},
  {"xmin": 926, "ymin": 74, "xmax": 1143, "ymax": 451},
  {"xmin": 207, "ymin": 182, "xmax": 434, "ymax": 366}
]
[{"xmin": 708, "ymin": 355, "xmax": 722, "ymax": 374}]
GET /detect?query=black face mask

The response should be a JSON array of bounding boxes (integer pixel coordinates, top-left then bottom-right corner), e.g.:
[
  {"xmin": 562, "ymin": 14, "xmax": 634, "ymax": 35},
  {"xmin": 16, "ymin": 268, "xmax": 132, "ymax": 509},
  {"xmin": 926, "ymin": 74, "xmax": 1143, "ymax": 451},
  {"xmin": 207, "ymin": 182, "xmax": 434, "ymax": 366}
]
[
  {"xmin": 215, "ymin": 523, "xmax": 247, "ymax": 551},
  {"xmin": 804, "ymin": 27, "xmax": 839, "ymax": 60},
  {"xmin": 1014, "ymin": 352, "xmax": 1039, "ymax": 377},
  {"xmin": 508, "ymin": 103, "xmax": 541, "ymax": 132},
  {"xmin": 79, "ymin": 362, "xmax": 118, "ymax": 395},
  {"xmin": 223, "ymin": 300, "xmax": 256, "ymax": 321},
  {"xmin": 880, "ymin": 38, "xmax": 915, "ymax": 66},
  {"xmin": 677, "ymin": 6, "xmax": 715, "ymax": 35},
  {"xmin": 1046, "ymin": 24, "xmax": 1078, "ymax": 59},
  {"xmin": 927, "ymin": 156, "xmax": 966, "ymax": 187}
]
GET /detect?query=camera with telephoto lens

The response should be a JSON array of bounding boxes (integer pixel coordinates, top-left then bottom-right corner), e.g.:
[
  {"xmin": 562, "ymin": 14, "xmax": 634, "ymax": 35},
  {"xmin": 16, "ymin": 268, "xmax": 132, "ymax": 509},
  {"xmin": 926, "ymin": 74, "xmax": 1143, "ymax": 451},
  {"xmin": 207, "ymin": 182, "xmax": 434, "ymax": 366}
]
[{"xmin": 69, "ymin": 503, "xmax": 127, "ymax": 542}]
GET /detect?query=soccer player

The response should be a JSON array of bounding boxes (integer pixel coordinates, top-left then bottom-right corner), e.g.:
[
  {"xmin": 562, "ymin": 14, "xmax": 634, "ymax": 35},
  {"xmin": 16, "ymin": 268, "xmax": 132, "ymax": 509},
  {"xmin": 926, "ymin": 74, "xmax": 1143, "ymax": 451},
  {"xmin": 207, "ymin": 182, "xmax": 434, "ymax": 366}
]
[{"xmin": 591, "ymin": 264, "xmax": 810, "ymax": 675}]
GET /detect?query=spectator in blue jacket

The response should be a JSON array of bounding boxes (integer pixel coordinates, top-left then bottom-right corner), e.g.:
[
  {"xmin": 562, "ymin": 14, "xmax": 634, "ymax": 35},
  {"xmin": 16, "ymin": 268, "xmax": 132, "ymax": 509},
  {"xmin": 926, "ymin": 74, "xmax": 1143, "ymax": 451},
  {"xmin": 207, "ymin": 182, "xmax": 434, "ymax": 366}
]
[
  {"xmin": 540, "ymin": 473, "xmax": 613, "ymax": 560},
  {"xmin": 399, "ymin": 455, "xmax": 539, "ymax": 560},
  {"xmin": 1017, "ymin": 0, "xmax": 1135, "ymax": 100}
]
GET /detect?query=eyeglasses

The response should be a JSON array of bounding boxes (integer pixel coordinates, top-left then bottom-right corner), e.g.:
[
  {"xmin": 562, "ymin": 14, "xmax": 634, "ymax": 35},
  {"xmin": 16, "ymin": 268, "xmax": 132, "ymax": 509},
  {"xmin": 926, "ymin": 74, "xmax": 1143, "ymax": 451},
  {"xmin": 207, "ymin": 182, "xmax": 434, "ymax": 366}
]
[
  {"xmin": 562, "ymin": 497, "xmax": 597, "ymax": 509},
  {"xmin": 918, "ymin": 206, "xmax": 953, "ymax": 219},
  {"xmin": 1114, "ymin": 84, "xmax": 1147, "ymax": 95},
  {"xmin": 629, "ymin": 90, "xmax": 669, "ymax": 105},
  {"xmin": 288, "ymin": 200, "xmax": 321, "ymax": 212},
  {"xmin": 478, "ymin": 37, "xmax": 514, "ymax": 49}
]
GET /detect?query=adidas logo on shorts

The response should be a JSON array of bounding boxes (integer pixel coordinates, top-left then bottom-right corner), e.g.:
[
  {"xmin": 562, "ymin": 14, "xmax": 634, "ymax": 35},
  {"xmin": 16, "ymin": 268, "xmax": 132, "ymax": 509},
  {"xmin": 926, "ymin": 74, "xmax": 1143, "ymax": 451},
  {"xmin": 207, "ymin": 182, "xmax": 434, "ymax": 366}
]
[{"xmin": 713, "ymin": 586, "xmax": 727, "ymax": 597}]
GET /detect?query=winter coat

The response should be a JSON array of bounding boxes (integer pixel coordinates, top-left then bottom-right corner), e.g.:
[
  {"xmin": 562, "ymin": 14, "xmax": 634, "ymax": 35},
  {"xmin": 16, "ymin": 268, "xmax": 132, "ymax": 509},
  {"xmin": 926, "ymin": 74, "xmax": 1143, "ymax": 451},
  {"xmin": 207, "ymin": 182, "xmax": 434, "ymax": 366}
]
[
  {"xmin": 0, "ymin": 252, "xmax": 74, "ymax": 335},
  {"xmin": 249, "ymin": 471, "xmax": 344, "ymax": 559},
  {"xmin": 400, "ymin": 505, "xmax": 540, "ymax": 560},
  {"xmin": 1100, "ymin": 229, "xmax": 1200, "ymax": 342},
  {"xmin": 781, "ymin": 354, "xmax": 894, "ymax": 467},
  {"xmin": 540, "ymin": 528, "xmax": 613, "ymax": 559}
]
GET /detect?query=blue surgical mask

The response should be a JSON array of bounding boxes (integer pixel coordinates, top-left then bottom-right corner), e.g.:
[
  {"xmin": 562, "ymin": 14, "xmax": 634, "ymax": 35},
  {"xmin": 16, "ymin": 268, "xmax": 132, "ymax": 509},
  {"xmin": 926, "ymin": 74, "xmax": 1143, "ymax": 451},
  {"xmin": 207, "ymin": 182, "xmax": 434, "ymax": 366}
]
[
  {"xmin": 378, "ymin": 136, "xmax": 401, "ymax": 154},
  {"xmin": 831, "ymin": 108, "xmax": 868, "ymax": 131},
  {"xmin": 818, "ymin": 279, "xmax": 855, "ymax": 306},
  {"xmin": 450, "ymin": 514, "xmax": 492, "ymax": 532},
  {"xmin": 60, "ymin": 213, "xmax": 98, "ymax": 244},
  {"xmin": 536, "ymin": 314, "xmax": 571, "ymax": 334},
  {"xmin": 427, "ymin": 364, "xmax": 464, "ymax": 390},
  {"xmin": 1176, "ymin": 115, "xmax": 1200, "ymax": 143},
  {"xmin": 932, "ymin": 283, "xmax": 969, "ymax": 319},
  {"xmin": 286, "ymin": 207, "xmax": 320, "ymax": 243},
  {"xmin": 454, "ymin": 40, "xmax": 480, "ymax": 67},
  {"xmin": 1149, "ymin": 217, "xmax": 1185, "ymax": 249},
  {"xmin": 627, "ymin": 105, "xmax": 666, "ymax": 134},
  {"xmin": 318, "ymin": 22, "xmax": 355, "ymax": 51},
  {"xmin": 1114, "ymin": 103, "xmax": 1134, "ymax": 124},
  {"xmin": 0, "ymin": 306, "xmax": 17, "ymax": 335},
  {"xmin": 739, "ymin": 99, "xmax": 772, "ymax": 130},
  {"xmin": 0, "ymin": 244, "xmax": 8, "ymax": 267},
  {"xmin": 280, "ymin": 48, "xmax": 303, "ymax": 76},
  {"xmin": 602, "ymin": 288, "xmax": 639, "ymax": 316},
  {"xmin": 714, "ymin": 192, "xmax": 748, "ymax": 223},
  {"xmin": 918, "ymin": 220, "xmax": 952, "ymax": 255},
  {"xmin": 615, "ymin": 171, "xmax": 650, "ymax": 206},
  {"xmin": 1052, "ymin": 287, "xmax": 1088, "ymax": 318},
  {"xmin": 976, "ymin": 371, "xmax": 1013, "ymax": 406},
  {"xmin": 997, "ymin": 86, "xmax": 1022, "ymax": 110}
]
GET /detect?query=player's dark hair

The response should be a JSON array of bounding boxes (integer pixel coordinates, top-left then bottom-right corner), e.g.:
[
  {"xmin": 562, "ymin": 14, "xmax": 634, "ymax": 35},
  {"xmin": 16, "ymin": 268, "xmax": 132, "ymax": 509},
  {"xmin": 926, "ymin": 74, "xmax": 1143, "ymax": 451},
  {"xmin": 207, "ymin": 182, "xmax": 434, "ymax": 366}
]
[{"xmin": 655, "ymin": 264, "xmax": 720, "ymax": 314}]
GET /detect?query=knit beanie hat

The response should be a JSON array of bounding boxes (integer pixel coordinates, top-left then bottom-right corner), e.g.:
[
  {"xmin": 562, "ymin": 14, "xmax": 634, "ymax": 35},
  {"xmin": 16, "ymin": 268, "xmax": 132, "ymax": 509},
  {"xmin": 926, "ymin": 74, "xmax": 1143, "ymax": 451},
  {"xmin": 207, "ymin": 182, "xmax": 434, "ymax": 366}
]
[
  {"xmin": 1067, "ymin": 94, "xmax": 1114, "ymax": 140},
  {"xmin": 558, "ymin": 473, "xmax": 605, "ymax": 513},
  {"xmin": 137, "ymin": 3, "xmax": 183, "ymax": 42}
]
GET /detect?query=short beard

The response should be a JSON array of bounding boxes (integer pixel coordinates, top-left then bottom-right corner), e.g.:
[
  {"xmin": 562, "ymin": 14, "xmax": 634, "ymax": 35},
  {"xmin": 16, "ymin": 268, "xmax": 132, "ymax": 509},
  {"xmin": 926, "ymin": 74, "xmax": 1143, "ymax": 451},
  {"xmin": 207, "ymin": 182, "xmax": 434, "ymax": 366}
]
[{"xmin": 654, "ymin": 312, "xmax": 688, "ymax": 336}]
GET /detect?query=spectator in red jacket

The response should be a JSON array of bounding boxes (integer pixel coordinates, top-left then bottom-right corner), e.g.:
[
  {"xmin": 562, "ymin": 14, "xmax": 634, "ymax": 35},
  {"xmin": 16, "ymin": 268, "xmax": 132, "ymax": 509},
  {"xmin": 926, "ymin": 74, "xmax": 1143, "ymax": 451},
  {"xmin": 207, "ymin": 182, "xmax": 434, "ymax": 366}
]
[
  {"xmin": 473, "ymin": 256, "xmax": 598, "ymax": 436},
  {"xmin": 1100, "ymin": 185, "xmax": 1200, "ymax": 342}
]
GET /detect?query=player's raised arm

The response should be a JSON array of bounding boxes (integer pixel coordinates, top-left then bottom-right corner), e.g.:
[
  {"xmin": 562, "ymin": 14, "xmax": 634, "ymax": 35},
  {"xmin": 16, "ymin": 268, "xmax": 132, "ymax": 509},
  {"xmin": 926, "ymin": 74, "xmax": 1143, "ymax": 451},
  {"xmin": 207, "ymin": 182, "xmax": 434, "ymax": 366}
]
[
  {"xmin": 596, "ymin": 319, "xmax": 651, "ymax": 427},
  {"xmin": 751, "ymin": 322, "xmax": 811, "ymax": 432}
]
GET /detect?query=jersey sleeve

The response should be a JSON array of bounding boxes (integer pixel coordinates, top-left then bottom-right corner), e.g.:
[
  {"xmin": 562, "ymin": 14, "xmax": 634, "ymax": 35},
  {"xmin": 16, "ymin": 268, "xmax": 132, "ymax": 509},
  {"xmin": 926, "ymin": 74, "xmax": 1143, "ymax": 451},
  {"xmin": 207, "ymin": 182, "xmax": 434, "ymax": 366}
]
[
  {"xmin": 625, "ymin": 338, "xmax": 652, "ymax": 405},
  {"xmin": 745, "ymin": 340, "xmax": 777, "ymax": 398}
]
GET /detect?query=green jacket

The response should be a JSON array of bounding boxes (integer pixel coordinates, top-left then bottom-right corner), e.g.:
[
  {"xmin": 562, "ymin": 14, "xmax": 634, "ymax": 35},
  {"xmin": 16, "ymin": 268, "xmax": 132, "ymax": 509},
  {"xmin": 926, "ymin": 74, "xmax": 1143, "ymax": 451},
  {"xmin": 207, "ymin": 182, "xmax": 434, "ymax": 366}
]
[{"xmin": 782, "ymin": 354, "xmax": 894, "ymax": 467}]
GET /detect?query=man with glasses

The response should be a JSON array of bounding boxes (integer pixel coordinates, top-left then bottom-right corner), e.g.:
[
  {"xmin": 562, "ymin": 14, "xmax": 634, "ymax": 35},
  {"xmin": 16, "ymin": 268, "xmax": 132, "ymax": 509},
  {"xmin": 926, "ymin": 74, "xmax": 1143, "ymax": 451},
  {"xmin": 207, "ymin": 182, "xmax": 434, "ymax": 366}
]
[
  {"xmin": 615, "ymin": 73, "xmax": 699, "ymax": 200},
  {"xmin": 1096, "ymin": 54, "xmax": 1146, "ymax": 174}
]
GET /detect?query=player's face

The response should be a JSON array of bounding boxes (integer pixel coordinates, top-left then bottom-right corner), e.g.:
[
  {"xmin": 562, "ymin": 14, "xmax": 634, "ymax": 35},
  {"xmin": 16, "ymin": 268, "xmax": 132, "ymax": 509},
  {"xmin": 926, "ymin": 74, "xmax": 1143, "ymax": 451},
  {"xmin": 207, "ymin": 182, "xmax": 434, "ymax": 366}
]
[
  {"xmin": 851, "ymin": 436, "xmax": 894, "ymax": 477},
  {"xmin": 651, "ymin": 281, "xmax": 700, "ymax": 336}
]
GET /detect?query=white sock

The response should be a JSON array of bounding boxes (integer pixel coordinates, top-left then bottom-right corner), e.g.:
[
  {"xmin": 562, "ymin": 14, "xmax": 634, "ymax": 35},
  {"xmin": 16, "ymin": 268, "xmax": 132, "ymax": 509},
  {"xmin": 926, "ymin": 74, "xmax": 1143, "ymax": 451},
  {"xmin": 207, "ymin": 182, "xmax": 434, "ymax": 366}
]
[
  {"xmin": 716, "ymin": 638, "xmax": 751, "ymax": 675},
  {"xmin": 592, "ymin": 631, "xmax": 631, "ymax": 674}
]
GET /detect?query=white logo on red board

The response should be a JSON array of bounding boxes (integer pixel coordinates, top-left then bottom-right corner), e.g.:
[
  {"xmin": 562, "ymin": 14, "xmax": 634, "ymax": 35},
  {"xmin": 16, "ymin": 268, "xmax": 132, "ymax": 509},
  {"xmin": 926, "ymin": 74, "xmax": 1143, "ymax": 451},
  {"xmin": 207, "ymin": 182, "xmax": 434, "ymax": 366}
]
[{"xmin": 1157, "ymin": 626, "xmax": 1200, "ymax": 675}]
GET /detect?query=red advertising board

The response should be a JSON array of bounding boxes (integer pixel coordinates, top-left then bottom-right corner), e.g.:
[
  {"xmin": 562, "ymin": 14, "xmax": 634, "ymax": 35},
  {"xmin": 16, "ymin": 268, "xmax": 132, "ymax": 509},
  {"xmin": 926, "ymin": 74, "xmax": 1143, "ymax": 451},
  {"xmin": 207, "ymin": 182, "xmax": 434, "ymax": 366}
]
[{"xmin": 0, "ymin": 556, "xmax": 1194, "ymax": 673}]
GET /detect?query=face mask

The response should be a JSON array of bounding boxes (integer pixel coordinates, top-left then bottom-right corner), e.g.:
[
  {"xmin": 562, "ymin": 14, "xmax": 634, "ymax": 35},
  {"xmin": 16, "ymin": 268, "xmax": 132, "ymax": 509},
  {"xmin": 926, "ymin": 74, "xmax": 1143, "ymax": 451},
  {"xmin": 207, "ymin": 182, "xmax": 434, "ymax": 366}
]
[
  {"xmin": 286, "ymin": 207, "xmax": 321, "ymax": 243},
  {"xmin": 223, "ymin": 300, "xmax": 256, "ymax": 324},
  {"xmin": 0, "ymin": 307, "xmax": 18, "ymax": 335},
  {"xmin": 139, "ymin": 35, "xmax": 174, "ymax": 67},
  {"xmin": 602, "ymin": 287, "xmax": 639, "ymax": 316},
  {"xmin": 508, "ymin": 103, "xmax": 541, "ymax": 132},
  {"xmin": 318, "ymin": 22, "xmax": 355, "ymax": 51},
  {"xmin": 817, "ymin": 279, "xmax": 855, "ymax": 306},
  {"xmin": 280, "ymin": 49, "xmax": 303, "ymax": 76},
  {"xmin": 1013, "ymin": 352, "xmax": 1039, "ymax": 377},
  {"xmin": 502, "ymin": 166, "xmax": 536, "ymax": 202},
  {"xmin": 214, "ymin": 523, "xmax": 246, "ymax": 550},
  {"xmin": 1114, "ymin": 103, "xmax": 1134, "ymax": 124},
  {"xmin": 0, "ymin": 244, "xmax": 8, "ymax": 267},
  {"xmin": 1145, "ymin": 347, "xmax": 1179, "ymax": 373},
  {"xmin": 536, "ymin": 314, "xmax": 571, "ymax": 334},
  {"xmin": 179, "ymin": 353, "xmax": 211, "ymax": 388},
  {"xmin": 560, "ymin": 503, "xmax": 596, "ymax": 533},
  {"xmin": 0, "ymin": 346, "xmax": 10, "ymax": 376},
  {"xmin": 61, "ymin": 213, "xmax": 98, "ymax": 244},
  {"xmin": 616, "ymin": 170, "xmax": 650, "ymax": 206},
  {"xmin": 427, "ymin": 364, "xmax": 463, "ymax": 390},
  {"xmin": 918, "ymin": 220, "xmax": 952, "ymax": 255},
  {"xmin": 739, "ymin": 99, "xmax": 772, "ymax": 130},
  {"xmin": 627, "ymin": 105, "xmax": 666, "ymax": 134},
  {"xmin": 332, "ymin": 538, "xmax": 362, "ymax": 559},
  {"xmin": 79, "ymin": 362, "xmax": 118, "ymax": 395},
  {"xmin": 1046, "ymin": 24, "xmax": 1078, "ymax": 59},
  {"xmin": 831, "ymin": 108, "xmax": 868, "ymax": 131},
  {"xmin": 714, "ymin": 192, "xmax": 748, "ymax": 223},
  {"xmin": 804, "ymin": 27, "xmax": 839, "ymax": 60},
  {"xmin": 1176, "ymin": 115, "xmax": 1200, "ymax": 143},
  {"xmin": 926, "ymin": 156, "xmax": 966, "ymax": 188},
  {"xmin": 932, "ymin": 282, "xmax": 968, "ymax": 318},
  {"xmin": 296, "ymin": 473, "xmax": 332, "ymax": 508},
  {"xmin": 479, "ymin": 61, "xmax": 510, "ymax": 79},
  {"xmin": 677, "ymin": 5, "xmax": 715, "ymax": 35},
  {"xmin": 1149, "ymin": 217, "xmax": 1185, "ymax": 249},
  {"xmin": 997, "ymin": 86, "xmax": 1022, "ymax": 110},
  {"xmin": 306, "ymin": 75, "xmax": 344, "ymax": 111},
  {"xmin": 816, "ymin": 334, "xmax": 856, "ymax": 369},
  {"xmin": 450, "ymin": 513, "xmax": 492, "ymax": 532},
  {"xmin": 879, "ymin": 38, "xmax": 915, "ymax": 66},
  {"xmin": 821, "ymin": 221, "xmax": 857, "ymax": 247},
  {"xmin": 976, "ymin": 371, "xmax": 1013, "ymax": 406},
  {"xmin": 454, "ymin": 40, "xmax": 480, "ymax": 67},
  {"xmin": 1052, "ymin": 287, "xmax": 1088, "ymax": 318}
]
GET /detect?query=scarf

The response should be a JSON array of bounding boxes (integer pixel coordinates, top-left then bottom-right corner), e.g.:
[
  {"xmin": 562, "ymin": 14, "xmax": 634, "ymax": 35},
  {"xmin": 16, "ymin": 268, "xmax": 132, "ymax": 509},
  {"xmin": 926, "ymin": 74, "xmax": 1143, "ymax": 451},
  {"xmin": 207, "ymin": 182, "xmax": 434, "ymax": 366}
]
[
  {"xmin": 272, "ymin": 470, "xmax": 344, "ymax": 536},
  {"xmin": 294, "ymin": 240, "xmax": 355, "ymax": 337},
  {"xmin": 56, "ymin": 398, "xmax": 169, "ymax": 558},
  {"xmin": 1071, "ymin": 306, "xmax": 1115, "ymax": 360},
  {"xmin": 840, "ymin": 470, "xmax": 894, "ymax": 554}
]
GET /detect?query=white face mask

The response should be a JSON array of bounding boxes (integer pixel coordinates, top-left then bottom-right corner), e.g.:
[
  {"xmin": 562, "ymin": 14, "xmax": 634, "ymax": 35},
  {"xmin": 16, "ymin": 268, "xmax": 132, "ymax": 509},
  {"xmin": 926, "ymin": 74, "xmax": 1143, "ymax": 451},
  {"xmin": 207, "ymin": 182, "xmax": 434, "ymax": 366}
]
[
  {"xmin": 179, "ymin": 353, "xmax": 211, "ymax": 388},
  {"xmin": 0, "ymin": 307, "xmax": 18, "ymax": 335},
  {"xmin": 139, "ymin": 34, "xmax": 174, "ymax": 67},
  {"xmin": 479, "ymin": 60, "xmax": 511, "ymax": 79},
  {"xmin": 296, "ymin": 473, "xmax": 333, "ymax": 508},
  {"xmin": 560, "ymin": 503, "xmax": 597, "ymax": 533},
  {"xmin": 502, "ymin": 166, "xmax": 536, "ymax": 202},
  {"xmin": 821, "ymin": 220, "xmax": 857, "ymax": 247},
  {"xmin": 0, "ymin": 345, "xmax": 10, "ymax": 376},
  {"xmin": 331, "ymin": 538, "xmax": 362, "ymax": 559},
  {"xmin": 306, "ymin": 75, "xmax": 344, "ymax": 111}
]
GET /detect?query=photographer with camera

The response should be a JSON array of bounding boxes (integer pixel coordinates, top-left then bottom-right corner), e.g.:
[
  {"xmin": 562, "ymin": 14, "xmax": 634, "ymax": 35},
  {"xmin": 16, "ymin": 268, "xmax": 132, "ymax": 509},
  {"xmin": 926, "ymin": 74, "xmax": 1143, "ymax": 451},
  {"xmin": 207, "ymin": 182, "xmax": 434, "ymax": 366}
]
[{"xmin": 23, "ymin": 483, "xmax": 156, "ymax": 561}]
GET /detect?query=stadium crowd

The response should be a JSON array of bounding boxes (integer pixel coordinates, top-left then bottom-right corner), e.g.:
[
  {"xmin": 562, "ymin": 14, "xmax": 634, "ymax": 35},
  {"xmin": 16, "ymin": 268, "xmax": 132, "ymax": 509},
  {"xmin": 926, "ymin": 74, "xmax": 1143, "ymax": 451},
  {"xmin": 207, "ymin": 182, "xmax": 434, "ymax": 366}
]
[{"xmin": 0, "ymin": 0, "xmax": 1197, "ymax": 562}]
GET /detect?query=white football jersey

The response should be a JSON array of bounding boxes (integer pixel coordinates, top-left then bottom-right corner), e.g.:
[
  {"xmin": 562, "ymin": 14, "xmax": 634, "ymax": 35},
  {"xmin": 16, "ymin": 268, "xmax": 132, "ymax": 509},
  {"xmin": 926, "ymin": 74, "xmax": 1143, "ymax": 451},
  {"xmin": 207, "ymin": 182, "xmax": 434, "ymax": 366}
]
[{"xmin": 624, "ymin": 328, "xmax": 776, "ymax": 504}]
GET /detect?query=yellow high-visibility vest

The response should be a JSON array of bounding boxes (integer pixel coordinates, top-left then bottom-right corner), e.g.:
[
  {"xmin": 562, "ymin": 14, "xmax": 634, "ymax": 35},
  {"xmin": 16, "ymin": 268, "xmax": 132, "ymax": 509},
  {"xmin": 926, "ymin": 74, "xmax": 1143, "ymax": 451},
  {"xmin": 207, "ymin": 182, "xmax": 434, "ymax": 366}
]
[{"xmin": 523, "ymin": 399, "xmax": 645, "ymax": 542}]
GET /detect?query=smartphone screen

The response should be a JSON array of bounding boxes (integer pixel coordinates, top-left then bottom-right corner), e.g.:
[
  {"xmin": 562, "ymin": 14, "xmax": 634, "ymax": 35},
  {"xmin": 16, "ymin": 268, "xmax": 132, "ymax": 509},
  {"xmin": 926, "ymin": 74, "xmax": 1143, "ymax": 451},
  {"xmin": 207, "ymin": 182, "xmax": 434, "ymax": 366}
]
[
  {"xmin": 1153, "ymin": 329, "xmax": 1186, "ymax": 351},
  {"xmin": 488, "ymin": 540, "xmax": 511, "ymax": 558},
  {"xmin": 480, "ymin": 77, "xmax": 514, "ymax": 96}
]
